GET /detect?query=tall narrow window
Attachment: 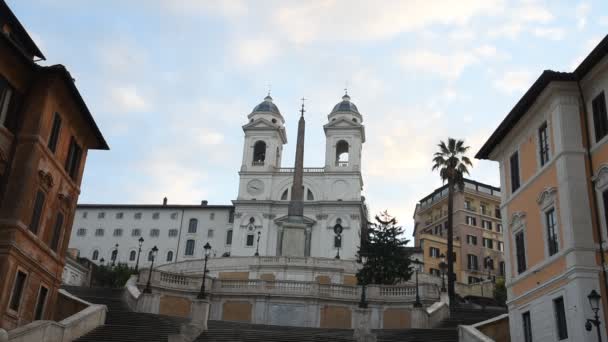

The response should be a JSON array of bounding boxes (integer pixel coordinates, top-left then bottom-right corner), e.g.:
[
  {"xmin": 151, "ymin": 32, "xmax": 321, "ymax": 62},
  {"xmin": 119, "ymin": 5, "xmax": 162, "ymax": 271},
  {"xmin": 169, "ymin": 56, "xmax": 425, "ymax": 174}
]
[
  {"xmin": 499, "ymin": 261, "xmax": 506, "ymax": 276},
  {"xmin": 166, "ymin": 251, "xmax": 174, "ymax": 262},
  {"xmin": 92, "ymin": 250, "xmax": 99, "ymax": 260},
  {"xmin": 9, "ymin": 271, "xmax": 27, "ymax": 312},
  {"xmin": 336, "ymin": 140, "xmax": 349, "ymax": 167},
  {"xmin": 593, "ymin": 92, "xmax": 608, "ymax": 142},
  {"xmin": 50, "ymin": 212, "xmax": 64, "ymax": 252},
  {"xmin": 510, "ymin": 151, "xmax": 520, "ymax": 193},
  {"xmin": 307, "ymin": 189, "xmax": 314, "ymax": 201},
  {"xmin": 0, "ymin": 76, "xmax": 13, "ymax": 127},
  {"xmin": 516, "ymin": 231, "xmax": 527, "ymax": 273},
  {"xmin": 538, "ymin": 121, "xmax": 550, "ymax": 166},
  {"xmin": 253, "ymin": 141, "xmax": 266, "ymax": 165},
  {"xmin": 185, "ymin": 240, "xmax": 195, "ymax": 256},
  {"xmin": 546, "ymin": 208, "xmax": 558, "ymax": 256},
  {"xmin": 48, "ymin": 113, "xmax": 62, "ymax": 153},
  {"xmin": 522, "ymin": 311, "xmax": 532, "ymax": 342},
  {"xmin": 246, "ymin": 234, "xmax": 255, "ymax": 246},
  {"xmin": 34, "ymin": 286, "xmax": 49, "ymax": 320},
  {"xmin": 188, "ymin": 218, "xmax": 198, "ymax": 233},
  {"xmin": 30, "ymin": 190, "xmax": 46, "ymax": 234},
  {"xmin": 467, "ymin": 254, "xmax": 478, "ymax": 270},
  {"xmin": 64, "ymin": 137, "xmax": 82, "ymax": 180},
  {"xmin": 226, "ymin": 230, "xmax": 233, "ymax": 245},
  {"xmin": 129, "ymin": 250, "xmax": 136, "ymax": 261},
  {"xmin": 554, "ymin": 297, "xmax": 568, "ymax": 340}
]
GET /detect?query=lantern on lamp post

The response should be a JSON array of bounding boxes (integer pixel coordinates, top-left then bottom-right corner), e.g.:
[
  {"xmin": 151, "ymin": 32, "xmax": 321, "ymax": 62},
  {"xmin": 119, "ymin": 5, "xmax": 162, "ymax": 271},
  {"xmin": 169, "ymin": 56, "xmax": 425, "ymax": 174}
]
[{"xmin": 197, "ymin": 243, "xmax": 212, "ymax": 299}]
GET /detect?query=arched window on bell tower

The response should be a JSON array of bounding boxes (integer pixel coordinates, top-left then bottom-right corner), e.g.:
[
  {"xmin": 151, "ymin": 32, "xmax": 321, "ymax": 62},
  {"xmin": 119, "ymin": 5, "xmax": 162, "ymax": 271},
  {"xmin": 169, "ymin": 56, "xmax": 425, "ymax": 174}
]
[
  {"xmin": 253, "ymin": 141, "xmax": 266, "ymax": 166},
  {"xmin": 336, "ymin": 140, "xmax": 349, "ymax": 167}
]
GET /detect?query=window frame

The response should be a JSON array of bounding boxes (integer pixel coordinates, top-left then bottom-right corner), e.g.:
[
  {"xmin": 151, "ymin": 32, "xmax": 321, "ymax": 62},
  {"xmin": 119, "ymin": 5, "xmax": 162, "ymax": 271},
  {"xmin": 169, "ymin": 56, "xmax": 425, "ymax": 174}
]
[
  {"xmin": 30, "ymin": 189, "xmax": 46, "ymax": 234},
  {"xmin": 0, "ymin": 76, "xmax": 14, "ymax": 128},
  {"xmin": 188, "ymin": 218, "xmax": 198, "ymax": 234},
  {"xmin": 553, "ymin": 296, "xmax": 568, "ymax": 340},
  {"xmin": 47, "ymin": 112, "xmax": 62, "ymax": 154},
  {"xmin": 8, "ymin": 269, "xmax": 28, "ymax": 314},
  {"xmin": 49, "ymin": 211, "xmax": 65, "ymax": 252},
  {"xmin": 522, "ymin": 311, "xmax": 533, "ymax": 342},
  {"xmin": 510, "ymin": 151, "xmax": 521, "ymax": 194},
  {"xmin": 185, "ymin": 239, "xmax": 195, "ymax": 256},
  {"xmin": 226, "ymin": 229, "xmax": 233, "ymax": 245},
  {"xmin": 538, "ymin": 121, "xmax": 550, "ymax": 167},
  {"xmin": 34, "ymin": 284, "xmax": 49, "ymax": 320},
  {"xmin": 592, "ymin": 91, "xmax": 608, "ymax": 143}
]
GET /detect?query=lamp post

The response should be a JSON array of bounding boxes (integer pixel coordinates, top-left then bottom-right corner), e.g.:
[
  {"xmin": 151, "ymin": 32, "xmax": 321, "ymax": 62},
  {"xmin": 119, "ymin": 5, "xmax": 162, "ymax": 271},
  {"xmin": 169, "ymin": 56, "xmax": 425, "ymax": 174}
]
[
  {"xmin": 358, "ymin": 253, "xmax": 368, "ymax": 309},
  {"xmin": 197, "ymin": 242, "xmax": 212, "ymax": 299},
  {"xmin": 334, "ymin": 222, "xmax": 343, "ymax": 260},
  {"xmin": 412, "ymin": 258, "xmax": 422, "ymax": 307},
  {"xmin": 585, "ymin": 290, "xmax": 603, "ymax": 342},
  {"xmin": 135, "ymin": 237, "xmax": 144, "ymax": 273},
  {"xmin": 100, "ymin": 258, "xmax": 105, "ymax": 266},
  {"xmin": 111, "ymin": 243, "xmax": 119, "ymax": 267},
  {"xmin": 254, "ymin": 232, "xmax": 261, "ymax": 257},
  {"xmin": 439, "ymin": 253, "xmax": 447, "ymax": 293},
  {"xmin": 143, "ymin": 245, "xmax": 158, "ymax": 294}
]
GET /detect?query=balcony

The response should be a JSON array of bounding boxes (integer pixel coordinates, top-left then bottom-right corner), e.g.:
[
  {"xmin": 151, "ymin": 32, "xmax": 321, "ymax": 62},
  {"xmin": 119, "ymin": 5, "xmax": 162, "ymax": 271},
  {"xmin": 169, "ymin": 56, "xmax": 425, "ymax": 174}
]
[
  {"xmin": 252, "ymin": 161, "xmax": 264, "ymax": 166},
  {"xmin": 335, "ymin": 161, "xmax": 349, "ymax": 167}
]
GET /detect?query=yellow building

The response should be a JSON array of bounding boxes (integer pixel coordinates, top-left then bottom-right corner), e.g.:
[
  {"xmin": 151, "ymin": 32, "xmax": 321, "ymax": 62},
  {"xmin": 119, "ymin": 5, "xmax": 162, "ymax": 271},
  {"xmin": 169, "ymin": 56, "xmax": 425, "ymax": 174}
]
[
  {"xmin": 414, "ymin": 179, "xmax": 504, "ymax": 285},
  {"xmin": 477, "ymin": 34, "xmax": 608, "ymax": 342}
]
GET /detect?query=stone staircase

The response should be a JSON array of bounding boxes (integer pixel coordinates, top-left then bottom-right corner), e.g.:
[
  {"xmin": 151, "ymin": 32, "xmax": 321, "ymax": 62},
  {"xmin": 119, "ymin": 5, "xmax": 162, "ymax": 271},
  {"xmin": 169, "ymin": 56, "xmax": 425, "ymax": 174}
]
[
  {"xmin": 63, "ymin": 286, "xmax": 187, "ymax": 342},
  {"xmin": 437, "ymin": 304, "xmax": 507, "ymax": 329}
]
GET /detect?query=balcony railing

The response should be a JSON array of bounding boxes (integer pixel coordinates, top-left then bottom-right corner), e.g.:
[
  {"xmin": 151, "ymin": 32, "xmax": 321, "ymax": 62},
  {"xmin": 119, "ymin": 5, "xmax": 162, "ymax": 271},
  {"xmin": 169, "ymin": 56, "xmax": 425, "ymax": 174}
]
[
  {"xmin": 275, "ymin": 167, "xmax": 325, "ymax": 173},
  {"xmin": 335, "ymin": 161, "xmax": 349, "ymax": 167},
  {"xmin": 252, "ymin": 161, "xmax": 264, "ymax": 166}
]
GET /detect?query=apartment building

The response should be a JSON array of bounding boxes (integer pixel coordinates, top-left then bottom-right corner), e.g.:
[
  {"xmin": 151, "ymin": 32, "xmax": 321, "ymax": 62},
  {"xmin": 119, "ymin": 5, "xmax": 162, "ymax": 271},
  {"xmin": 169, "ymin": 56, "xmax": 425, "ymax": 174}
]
[
  {"xmin": 476, "ymin": 35, "xmax": 608, "ymax": 342},
  {"xmin": 0, "ymin": 0, "xmax": 107, "ymax": 330},
  {"xmin": 413, "ymin": 179, "xmax": 505, "ymax": 285}
]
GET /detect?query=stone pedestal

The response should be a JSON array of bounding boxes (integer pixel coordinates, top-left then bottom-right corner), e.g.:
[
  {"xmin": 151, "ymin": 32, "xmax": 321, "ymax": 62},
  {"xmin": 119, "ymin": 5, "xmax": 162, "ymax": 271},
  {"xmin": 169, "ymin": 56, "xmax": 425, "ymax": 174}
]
[
  {"xmin": 281, "ymin": 222, "xmax": 308, "ymax": 257},
  {"xmin": 136, "ymin": 292, "xmax": 160, "ymax": 314},
  {"xmin": 353, "ymin": 308, "xmax": 377, "ymax": 342},
  {"xmin": 190, "ymin": 299, "xmax": 210, "ymax": 331}
]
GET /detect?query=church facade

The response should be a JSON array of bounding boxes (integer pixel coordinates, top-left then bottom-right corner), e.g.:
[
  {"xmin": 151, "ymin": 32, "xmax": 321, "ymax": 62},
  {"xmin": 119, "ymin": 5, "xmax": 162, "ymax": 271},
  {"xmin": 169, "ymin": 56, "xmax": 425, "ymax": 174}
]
[{"xmin": 68, "ymin": 94, "xmax": 368, "ymax": 265}]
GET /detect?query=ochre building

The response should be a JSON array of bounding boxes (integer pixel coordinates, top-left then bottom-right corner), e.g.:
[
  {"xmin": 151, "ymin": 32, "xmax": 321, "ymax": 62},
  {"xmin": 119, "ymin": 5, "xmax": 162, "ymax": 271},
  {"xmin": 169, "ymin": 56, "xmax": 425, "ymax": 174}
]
[{"xmin": 0, "ymin": 0, "xmax": 107, "ymax": 330}]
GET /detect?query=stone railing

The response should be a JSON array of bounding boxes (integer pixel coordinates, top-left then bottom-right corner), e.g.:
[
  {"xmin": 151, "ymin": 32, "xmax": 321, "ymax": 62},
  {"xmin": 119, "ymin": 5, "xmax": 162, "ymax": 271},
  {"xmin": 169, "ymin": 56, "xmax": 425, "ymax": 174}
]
[
  {"xmin": 274, "ymin": 167, "xmax": 326, "ymax": 173},
  {"xmin": 459, "ymin": 313, "xmax": 509, "ymax": 342},
  {"xmin": 138, "ymin": 269, "xmax": 440, "ymax": 303}
]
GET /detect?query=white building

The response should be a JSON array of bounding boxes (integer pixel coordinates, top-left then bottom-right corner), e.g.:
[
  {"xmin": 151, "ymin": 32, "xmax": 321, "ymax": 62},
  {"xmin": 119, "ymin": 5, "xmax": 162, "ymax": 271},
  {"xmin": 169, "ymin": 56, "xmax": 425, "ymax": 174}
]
[{"xmin": 68, "ymin": 93, "xmax": 368, "ymax": 265}]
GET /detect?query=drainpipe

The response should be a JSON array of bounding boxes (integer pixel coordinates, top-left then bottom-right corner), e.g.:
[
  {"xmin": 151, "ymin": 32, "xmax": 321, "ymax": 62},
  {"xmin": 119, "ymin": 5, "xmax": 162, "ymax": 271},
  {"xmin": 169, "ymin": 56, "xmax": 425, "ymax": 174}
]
[{"xmin": 577, "ymin": 81, "xmax": 608, "ymax": 310}]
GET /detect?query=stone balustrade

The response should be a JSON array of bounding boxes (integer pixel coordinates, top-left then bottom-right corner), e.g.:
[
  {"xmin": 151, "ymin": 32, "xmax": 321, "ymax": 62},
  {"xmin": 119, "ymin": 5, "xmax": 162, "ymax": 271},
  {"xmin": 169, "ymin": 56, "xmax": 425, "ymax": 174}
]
[{"xmin": 139, "ymin": 269, "xmax": 440, "ymax": 303}]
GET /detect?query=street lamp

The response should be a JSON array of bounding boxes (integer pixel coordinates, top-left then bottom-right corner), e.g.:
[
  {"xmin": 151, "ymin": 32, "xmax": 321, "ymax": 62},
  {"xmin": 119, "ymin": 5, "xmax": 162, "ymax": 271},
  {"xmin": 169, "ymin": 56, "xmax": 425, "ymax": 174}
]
[
  {"xmin": 334, "ymin": 222, "xmax": 343, "ymax": 260},
  {"xmin": 254, "ymin": 232, "xmax": 261, "ymax": 257},
  {"xmin": 412, "ymin": 258, "xmax": 423, "ymax": 307},
  {"xmin": 111, "ymin": 243, "xmax": 119, "ymax": 267},
  {"xmin": 143, "ymin": 245, "xmax": 158, "ymax": 294},
  {"xmin": 586, "ymin": 290, "xmax": 603, "ymax": 342},
  {"xmin": 99, "ymin": 258, "xmax": 105, "ymax": 266},
  {"xmin": 485, "ymin": 256, "xmax": 493, "ymax": 281},
  {"xmin": 439, "ymin": 253, "xmax": 447, "ymax": 293},
  {"xmin": 135, "ymin": 237, "xmax": 144, "ymax": 273},
  {"xmin": 197, "ymin": 242, "xmax": 212, "ymax": 299},
  {"xmin": 358, "ymin": 253, "xmax": 368, "ymax": 308}
]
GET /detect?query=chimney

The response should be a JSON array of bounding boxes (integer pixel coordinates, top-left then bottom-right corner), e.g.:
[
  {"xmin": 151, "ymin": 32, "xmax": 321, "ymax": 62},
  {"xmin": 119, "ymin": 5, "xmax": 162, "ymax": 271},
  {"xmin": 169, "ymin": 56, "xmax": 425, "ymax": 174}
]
[
  {"xmin": 163, "ymin": 197, "xmax": 168, "ymax": 206},
  {"xmin": 201, "ymin": 200, "xmax": 208, "ymax": 206}
]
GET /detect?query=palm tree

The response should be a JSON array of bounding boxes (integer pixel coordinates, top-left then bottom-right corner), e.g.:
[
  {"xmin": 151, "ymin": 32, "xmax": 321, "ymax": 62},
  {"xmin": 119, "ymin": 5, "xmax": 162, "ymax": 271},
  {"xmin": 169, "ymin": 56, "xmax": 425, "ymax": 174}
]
[{"xmin": 432, "ymin": 138, "xmax": 473, "ymax": 306}]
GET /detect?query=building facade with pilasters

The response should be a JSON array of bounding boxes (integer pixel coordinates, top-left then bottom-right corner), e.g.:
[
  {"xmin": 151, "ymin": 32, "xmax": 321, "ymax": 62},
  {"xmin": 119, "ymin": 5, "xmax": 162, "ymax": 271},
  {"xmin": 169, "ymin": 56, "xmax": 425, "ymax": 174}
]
[{"xmin": 477, "ymin": 34, "xmax": 608, "ymax": 342}]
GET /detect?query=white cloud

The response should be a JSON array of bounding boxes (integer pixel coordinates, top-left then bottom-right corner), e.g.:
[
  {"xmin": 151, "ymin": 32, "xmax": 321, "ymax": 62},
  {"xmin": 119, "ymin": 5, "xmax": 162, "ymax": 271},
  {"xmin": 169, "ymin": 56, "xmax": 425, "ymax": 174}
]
[
  {"xmin": 576, "ymin": 3, "xmax": 591, "ymax": 30},
  {"xmin": 398, "ymin": 50, "xmax": 478, "ymax": 80},
  {"xmin": 110, "ymin": 85, "xmax": 149, "ymax": 112},
  {"xmin": 232, "ymin": 38, "xmax": 281, "ymax": 67},
  {"xmin": 493, "ymin": 70, "xmax": 535, "ymax": 94},
  {"xmin": 474, "ymin": 45, "xmax": 498, "ymax": 58},
  {"xmin": 159, "ymin": 0, "xmax": 246, "ymax": 17},
  {"xmin": 488, "ymin": 2, "xmax": 554, "ymax": 39},
  {"xmin": 533, "ymin": 27, "xmax": 565, "ymax": 41}
]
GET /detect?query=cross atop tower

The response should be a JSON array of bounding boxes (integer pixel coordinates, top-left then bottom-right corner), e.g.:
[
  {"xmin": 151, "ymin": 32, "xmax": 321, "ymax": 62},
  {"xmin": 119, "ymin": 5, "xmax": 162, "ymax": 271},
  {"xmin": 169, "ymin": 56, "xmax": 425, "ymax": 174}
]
[{"xmin": 300, "ymin": 97, "xmax": 306, "ymax": 117}]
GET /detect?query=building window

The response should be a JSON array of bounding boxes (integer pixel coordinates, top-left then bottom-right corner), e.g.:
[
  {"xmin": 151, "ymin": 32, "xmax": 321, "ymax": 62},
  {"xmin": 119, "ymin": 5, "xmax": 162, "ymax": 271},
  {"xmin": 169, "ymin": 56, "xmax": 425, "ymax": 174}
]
[
  {"xmin": 0, "ymin": 76, "xmax": 14, "ymax": 127},
  {"xmin": 147, "ymin": 250, "xmax": 154, "ymax": 261},
  {"xmin": 467, "ymin": 254, "xmax": 478, "ymax": 270},
  {"xmin": 92, "ymin": 250, "xmax": 99, "ymax": 260},
  {"xmin": 47, "ymin": 113, "xmax": 62, "ymax": 153},
  {"xmin": 171, "ymin": 212, "xmax": 178, "ymax": 220},
  {"xmin": 98, "ymin": 212, "xmax": 105, "ymax": 219},
  {"xmin": 64, "ymin": 137, "xmax": 83, "ymax": 180},
  {"xmin": 185, "ymin": 240, "xmax": 195, "ymax": 256},
  {"xmin": 546, "ymin": 208, "xmax": 559, "ymax": 256},
  {"xmin": 468, "ymin": 276, "xmax": 481, "ymax": 284},
  {"xmin": 226, "ymin": 230, "xmax": 233, "ymax": 245},
  {"xmin": 210, "ymin": 213, "xmax": 215, "ymax": 220},
  {"xmin": 246, "ymin": 234, "xmax": 255, "ymax": 246},
  {"xmin": 82, "ymin": 211, "xmax": 88, "ymax": 219},
  {"xmin": 466, "ymin": 235, "xmax": 477, "ymax": 245},
  {"xmin": 34, "ymin": 286, "xmax": 49, "ymax": 320},
  {"xmin": 9, "ymin": 271, "xmax": 27, "ymax": 312},
  {"xmin": 50, "ymin": 212, "xmax": 64, "ymax": 252},
  {"xmin": 496, "ymin": 224, "xmax": 503, "ymax": 233},
  {"xmin": 429, "ymin": 247, "xmax": 440, "ymax": 258},
  {"xmin": 30, "ymin": 190, "xmax": 46, "ymax": 234},
  {"xmin": 482, "ymin": 220, "xmax": 492, "ymax": 230},
  {"xmin": 150, "ymin": 229, "xmax": 160, "ymax": 237},
  {"xmin": 485, "ymin": 257, "xmax": 494, "ymax": 270},
  {"xmin": 116, "ymin": 212, "xmax": 124, "ymax": 219},
  {"xmin": 498, "ymin": 241, "xmax": 504, "ymax": 252},
  {"xmin": 152, "ymin": 212, "xmax": 160, "ymax": 220},
  {"xmin": 483, "ymin": 238, "xmax": 494, "ymax": 249},
  {"xmin": 228, "ymin": 210, "xmax": 235, "ymax": 223},
  {"xmin": 168, "ymin": 229, "xmax": 178, "ymax": 237},
  {"xmin": 253, "ymin": 140, "xmax": 266, "ymax": 165},
  {"xmin": 134, "ymin": 212, "xmax": 142, "ymax": 220},
  {"xmin": 113, "ymin": 228, "xmax": 123, "ymax": 237},
  {"xmin": 538, "ymin": 121, "xmax": 550, "ymax": 166},
  {"xmin": 515, "ymin": 231, "xmax": 527, "ymax": 273},
  {"xmin": 499, "ymin": 261, "xmax": 505, "ymax": 276},
  {"xmin": 95, "ymin": 228, "xmax": 104, "ymax": 236},
  {"xmin": 495, "ymin": 208, "xmax": 501, "ymax": 219},
  {"xmin": 522, "ymin": 311, "xmax": 533, "ymax": 342},
  {"xmin": 188, "ymin": 218, "xmax": 198, "ymax": 233},
  {"xmin": 77, "ymin": 228, "xmax": 86, "ymax": 236},
  {"xmin": 554, "ymin": 297, "xmax": 568, "ymax": 340},
  {"xmin": 464, "ymin": 199, "xmax": 473, "ymax": 211},
  {"xmin": 593, "ymin": 92, "xmax": 608, "ymax": 142},
  {"xmin": 208, "ymin": 229, "xmax": 214, "ymax": 238},
  {"xmin": 166, "ymin": 251, "xmax": 174, "ymax": 262},
  {"xmin": 281, "ymin": 189, "xmax": 288, "ymax": 200},
  {"xmin": 510, "ymin": 151, "xmax": 520, "ymax": 193},
  {"xmin": 307, "ymin": 189, "xmax": 315, "ymax": 201},
  {"xmin": 465, "ymin": 216, "xmax": 477, "ymax": 226},
  {"xmin": 132, "ymin": 229, "xmax": 141, "ymax": 237},
  {"xmin": 129, "ymin": 250, "xmax": 136, "ymax": 261}
]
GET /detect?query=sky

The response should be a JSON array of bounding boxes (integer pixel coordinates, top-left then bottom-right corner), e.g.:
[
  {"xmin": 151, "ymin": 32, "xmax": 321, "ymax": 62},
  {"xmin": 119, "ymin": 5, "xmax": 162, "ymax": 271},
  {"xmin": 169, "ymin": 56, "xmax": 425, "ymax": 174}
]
[{"xmin": 9, "ymin": 0, "xmax": 608, "ymax": 240}]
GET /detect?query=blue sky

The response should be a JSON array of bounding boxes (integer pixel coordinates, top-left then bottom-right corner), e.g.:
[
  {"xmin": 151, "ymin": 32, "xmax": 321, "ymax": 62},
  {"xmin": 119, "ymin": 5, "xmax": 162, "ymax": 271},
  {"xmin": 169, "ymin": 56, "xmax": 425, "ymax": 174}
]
[{"xmin": 9, "ymin": 0, "xmax": 608, "ymax": 239}]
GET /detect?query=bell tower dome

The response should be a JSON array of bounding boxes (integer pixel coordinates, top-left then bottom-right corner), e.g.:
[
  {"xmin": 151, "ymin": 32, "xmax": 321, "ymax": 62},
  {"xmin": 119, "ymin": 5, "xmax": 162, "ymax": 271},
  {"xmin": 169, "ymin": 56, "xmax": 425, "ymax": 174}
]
[{"xmin": 324, "ymin": 92, "xmax": 365, "ymax": 172}]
